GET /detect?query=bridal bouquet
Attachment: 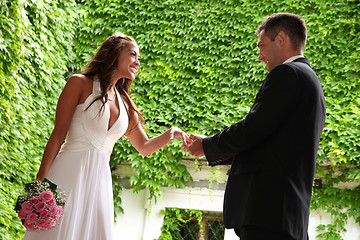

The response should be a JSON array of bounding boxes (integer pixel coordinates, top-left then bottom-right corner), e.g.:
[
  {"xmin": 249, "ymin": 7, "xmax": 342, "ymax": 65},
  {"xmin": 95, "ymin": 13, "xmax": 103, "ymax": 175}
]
[{"xmin": 14, "ymin": 178, "xmax": 66, "ymax": 231}]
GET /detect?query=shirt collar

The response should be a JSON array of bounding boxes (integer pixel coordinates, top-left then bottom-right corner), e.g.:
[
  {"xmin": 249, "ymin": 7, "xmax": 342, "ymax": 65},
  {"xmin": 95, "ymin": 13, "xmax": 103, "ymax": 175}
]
[{"xmin": 283, "ymin": 55, "xmax": 304, "ymax": 64}]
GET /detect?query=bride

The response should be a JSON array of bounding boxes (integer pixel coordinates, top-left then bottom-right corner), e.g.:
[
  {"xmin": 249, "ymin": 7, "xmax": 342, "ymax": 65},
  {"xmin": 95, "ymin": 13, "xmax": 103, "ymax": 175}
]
[{"xmin": 23, "ymin": 33, "xmax": 189, "ymax": 240}]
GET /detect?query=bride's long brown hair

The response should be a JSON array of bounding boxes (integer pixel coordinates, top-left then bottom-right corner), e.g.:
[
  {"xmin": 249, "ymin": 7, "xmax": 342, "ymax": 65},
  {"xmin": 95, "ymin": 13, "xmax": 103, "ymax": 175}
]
[{"xmin": 80, "ymin": 33, "xmax": 144, "ymax": 124}]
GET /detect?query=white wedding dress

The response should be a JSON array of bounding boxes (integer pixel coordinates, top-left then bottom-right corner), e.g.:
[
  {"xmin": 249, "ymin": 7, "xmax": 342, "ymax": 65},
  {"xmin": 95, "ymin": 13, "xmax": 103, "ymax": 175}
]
[{"xmin": 24, "ymin": 79, "xmax": 128, "ymax": 240}]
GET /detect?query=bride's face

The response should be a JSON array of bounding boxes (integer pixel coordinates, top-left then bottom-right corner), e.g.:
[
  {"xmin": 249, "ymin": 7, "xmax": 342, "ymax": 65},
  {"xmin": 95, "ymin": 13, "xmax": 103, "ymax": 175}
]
[{"xmin": 115, "ymin": 41, "xmax": 140, "ymax": 80}]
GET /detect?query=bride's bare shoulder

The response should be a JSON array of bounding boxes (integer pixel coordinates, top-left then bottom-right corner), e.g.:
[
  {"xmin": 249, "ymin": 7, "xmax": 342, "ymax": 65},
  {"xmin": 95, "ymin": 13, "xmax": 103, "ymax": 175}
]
[
  {"xmin": 67, "ymin": 74, "xmax": 93, "ymax": 87},
  {"xmin": 64, "ymin": 74, "xmax": 93, "ymax": 104}
]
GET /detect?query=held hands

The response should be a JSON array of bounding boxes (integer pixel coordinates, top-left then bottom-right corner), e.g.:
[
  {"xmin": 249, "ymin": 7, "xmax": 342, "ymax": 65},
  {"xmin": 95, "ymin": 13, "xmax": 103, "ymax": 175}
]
[
  {"xmin": 169, "ymin": 127, "xmax": 191, "ymax": 145},
  {"xmin": 169, "ymin": 128, "xmax": 206, "ymax": 157},
  {"xmin": 181, "ymin": 134, "xmax": 206, "ymax": 157}
]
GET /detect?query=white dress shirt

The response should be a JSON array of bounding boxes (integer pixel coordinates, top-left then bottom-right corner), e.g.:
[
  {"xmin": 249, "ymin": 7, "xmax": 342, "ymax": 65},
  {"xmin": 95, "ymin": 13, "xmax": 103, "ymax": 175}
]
[{"xmin": 283, "ymin": 55, "xmax": 304, "ymax": 64}]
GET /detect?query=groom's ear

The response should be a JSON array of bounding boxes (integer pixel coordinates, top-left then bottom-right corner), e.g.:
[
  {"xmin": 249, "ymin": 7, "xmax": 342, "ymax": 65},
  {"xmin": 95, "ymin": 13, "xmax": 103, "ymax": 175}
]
[{"xmin": 275, "ymin": 31, "xmax": 287, "ymax": 47}]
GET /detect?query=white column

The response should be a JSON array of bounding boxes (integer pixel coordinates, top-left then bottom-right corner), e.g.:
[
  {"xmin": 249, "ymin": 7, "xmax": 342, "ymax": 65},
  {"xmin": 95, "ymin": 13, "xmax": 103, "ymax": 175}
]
[
  {"xmin": 142, "ymin": 190, "xmax": 166, "ymax": 240},
  {"xmin": 114, "ymin": 188, "xmax": 147, "ymax": 240}
]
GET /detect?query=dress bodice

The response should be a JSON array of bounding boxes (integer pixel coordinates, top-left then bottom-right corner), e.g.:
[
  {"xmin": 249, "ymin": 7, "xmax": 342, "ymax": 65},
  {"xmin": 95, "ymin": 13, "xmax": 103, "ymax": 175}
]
[{"xmin": 60, "ymin": 79, "xmax": 129, "ymax": 158}]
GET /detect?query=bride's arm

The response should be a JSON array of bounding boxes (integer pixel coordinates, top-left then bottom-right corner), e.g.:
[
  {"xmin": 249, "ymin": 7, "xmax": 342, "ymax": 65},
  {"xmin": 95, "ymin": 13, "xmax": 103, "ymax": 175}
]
[
  {"xmin": 125, "ymin": 112, "xmax": 189, "ymax": 157},
  {"xmin": 35, "ymin": 75, "xmax": 86, "ymax": 181}
]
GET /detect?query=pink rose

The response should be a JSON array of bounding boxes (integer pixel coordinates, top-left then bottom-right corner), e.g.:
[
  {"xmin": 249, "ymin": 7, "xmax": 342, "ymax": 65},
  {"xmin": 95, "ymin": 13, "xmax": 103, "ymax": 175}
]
[
  {"xmin": 48, "ymin": 205, "xmax": 58, "ymax": 217},
  {"xmin": 57, "ymin": 206, "xmax": 63, "ymax": 215},
  {"xmin": 39, "ymin": 191, "xmax": 54, "ymax": 202},
  {"xmin": 24, "ymin": 221, "xmax": 37, "ymax": 230},
  {"xmin": 26, "ymin": 212, "xmax": 38, "ymax": 223},
  {"xmin": 35, "ymin": 202, "xmax": 46, "ymax": 213},
  {"xmin": 28, "ymin": 197, "xmax": 39, "ymax": 205},
  {"xmin": 43, "ymin": 218, "xmax": 55, "ymax": 230},
  {"xmin": 17, "ymin": 210, "xmax": 26, "ymax": 219},
  {"xmin": 21, "ymin": 202, "xmax": 33, "ymax": 214},
  {"xmin": 47, "ymin": 198, "xmax": 56, "ymax": 206},
  {"xmin": 40, "ymin": 209, "xmax": 49, "ymax": 218},
  {"xmin": 36, "ymin": 218, "xmax": 47, "ymax": 228}
]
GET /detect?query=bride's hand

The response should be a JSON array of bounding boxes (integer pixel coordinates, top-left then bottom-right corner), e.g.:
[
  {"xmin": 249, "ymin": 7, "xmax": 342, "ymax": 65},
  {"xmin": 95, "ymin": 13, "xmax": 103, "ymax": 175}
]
[{"xmin": 169, "ymin": 127, "xmax": 191, "ymax": 145}]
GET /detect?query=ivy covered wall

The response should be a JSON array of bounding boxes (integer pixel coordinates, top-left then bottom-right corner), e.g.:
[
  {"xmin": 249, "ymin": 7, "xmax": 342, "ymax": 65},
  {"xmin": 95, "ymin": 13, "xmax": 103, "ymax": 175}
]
[
  {"xmin": 1, "ymin": 0, "xmax": 359, "ymax": 239},
  {"xmin": 0, "ymin": 0, "xmax": 77, "ymax": 239}
]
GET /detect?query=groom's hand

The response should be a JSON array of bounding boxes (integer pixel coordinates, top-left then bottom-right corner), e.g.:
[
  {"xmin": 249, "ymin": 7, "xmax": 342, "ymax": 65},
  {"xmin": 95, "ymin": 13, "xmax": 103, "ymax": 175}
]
[{"xmin": 181, "ymin": 134, "xmax": 206, "ymax": 157}]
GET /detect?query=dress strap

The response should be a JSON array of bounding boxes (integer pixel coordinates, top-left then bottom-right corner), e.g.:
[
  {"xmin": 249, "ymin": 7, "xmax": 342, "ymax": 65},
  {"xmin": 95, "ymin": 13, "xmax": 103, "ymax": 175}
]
[{"xmin": 92, "ymin": 76, "xmax": 101, "ymax": 95}]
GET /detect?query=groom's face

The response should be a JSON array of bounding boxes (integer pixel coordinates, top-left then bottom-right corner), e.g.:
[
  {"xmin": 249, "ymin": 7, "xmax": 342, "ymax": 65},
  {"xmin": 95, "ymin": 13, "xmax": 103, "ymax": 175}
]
[{"xmin": 257, "ymin": 30, "xmax": 281, "ymax": 72}]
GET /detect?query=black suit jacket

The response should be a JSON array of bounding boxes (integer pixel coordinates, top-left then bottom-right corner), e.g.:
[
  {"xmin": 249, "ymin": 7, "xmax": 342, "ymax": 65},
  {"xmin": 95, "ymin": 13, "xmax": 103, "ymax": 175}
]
[{"xmin": 203, "ymin": 58, "xmax": 326, "ymax": 240}]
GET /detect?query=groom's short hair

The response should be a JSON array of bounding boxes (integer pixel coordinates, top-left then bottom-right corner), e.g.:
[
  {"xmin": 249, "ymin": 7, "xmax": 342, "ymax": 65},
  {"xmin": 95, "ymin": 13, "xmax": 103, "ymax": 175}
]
[{"xmin": 256, "ymin": 13, "xmax": 307, "ymax": 51}]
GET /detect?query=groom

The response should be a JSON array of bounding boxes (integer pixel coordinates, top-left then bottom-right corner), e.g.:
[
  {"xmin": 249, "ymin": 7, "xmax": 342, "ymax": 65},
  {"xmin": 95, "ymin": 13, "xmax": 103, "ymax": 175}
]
[{"xmin": 183, "ymin": 13, "xmax": 326, "ymax": 240}]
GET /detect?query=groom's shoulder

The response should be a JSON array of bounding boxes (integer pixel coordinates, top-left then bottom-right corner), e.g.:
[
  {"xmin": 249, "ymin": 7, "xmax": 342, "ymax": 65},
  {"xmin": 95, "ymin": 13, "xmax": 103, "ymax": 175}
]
[{"xmin": 268, "ymin": 63, "xmax": 298, "ymax": 79}]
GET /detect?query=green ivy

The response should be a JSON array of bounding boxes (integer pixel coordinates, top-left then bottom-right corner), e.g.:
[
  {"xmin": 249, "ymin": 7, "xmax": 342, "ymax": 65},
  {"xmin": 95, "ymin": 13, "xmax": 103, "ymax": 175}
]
[
  {"xmin": 157, "ymin": 208, "xmax": 203, "ymax": 240},
  {"xmin": 0, "ymin": 0, "xmax": 77, "ymax": 239},
  {"xmin": 312, "ymin": 166, "xmax": 360, "ymax": 239}
]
